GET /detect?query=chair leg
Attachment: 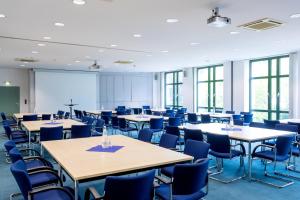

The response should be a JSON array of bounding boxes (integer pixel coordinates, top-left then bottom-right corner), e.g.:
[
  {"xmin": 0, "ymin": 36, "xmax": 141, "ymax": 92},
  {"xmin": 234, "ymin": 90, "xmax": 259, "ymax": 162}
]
[
  {"xmin": 10, "ymin": 192, "xmax": 22, "ymax": 200},
  {"xmin": 275, "ymin": 157, "xmax": 300, "ymax": 181}
]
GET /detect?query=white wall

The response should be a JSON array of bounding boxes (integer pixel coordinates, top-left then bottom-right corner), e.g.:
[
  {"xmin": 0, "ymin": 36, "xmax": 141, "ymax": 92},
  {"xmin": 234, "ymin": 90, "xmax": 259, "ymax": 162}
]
[
  {"xmin": 182, "ymin": 68, "xmax": 194, "ymax": 112},
  {"xmin": 99, "ymin": 72, "xmax": 154, "ymax": 109},
  {"xmin": 0, "ymin": 68, "xmax": 30, "ymax": 112},
  {"xmin": 289, "ymin": 51, "xmax": 300, "ymax": 118},
  {"xmin": 35, "ymin": 70, "xmax": 97, "ymax": 113}
]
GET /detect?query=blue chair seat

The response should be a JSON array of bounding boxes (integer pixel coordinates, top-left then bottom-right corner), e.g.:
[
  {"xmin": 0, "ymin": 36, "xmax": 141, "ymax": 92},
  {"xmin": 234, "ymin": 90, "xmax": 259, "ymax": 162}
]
[
  {"xmin": 30, "ymin": 172, "xmax": 60, "ymax": 188},
  {"xmin": 26, "ymin": 160, "xmax": 47, "ymax": 169},
  {"xmin": 252, "ymin": 150, "xmax": 289, "ymax": 162},
  {"xmin": 32, "ymin": 186, "xmax": 78, "ymax": 200},
  {"xmin": 11, "ymin": 131, "xmax": 27, "ymax": 138},
  {"xmin": 12, "ymin": 137, "xmax": 30, "ymax": 144},
  {"xmin": 161, "ymin": 166, "xmax": 174, "ymax": 177},
  {"xmin": 209, "ymin": 149, "xmax": 243, "ymax": 159},
  {"xmin": 263, "ymin": 140, "xmax": 276, "ymax": 146},
  {"xmin": 156, "ymin": 184, "xmax": 206, "ymax": 200},
  {"xmin": 291, "ymin": 146, "xmax": 300, "ymax": 157}
]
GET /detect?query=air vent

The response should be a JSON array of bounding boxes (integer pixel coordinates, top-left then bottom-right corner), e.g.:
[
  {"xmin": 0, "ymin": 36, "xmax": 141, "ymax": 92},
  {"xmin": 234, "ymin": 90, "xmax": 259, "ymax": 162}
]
[
  {"xmin": 15, "ymin": 58, "xmax": 39, "ymax": 63},
  {"xmin": 114, "ymin": 60, "xmax": 134, "ymax": 64},
  {"xmin": 239, "ymin": 18, "xmax": 283, "ymax": 31}
]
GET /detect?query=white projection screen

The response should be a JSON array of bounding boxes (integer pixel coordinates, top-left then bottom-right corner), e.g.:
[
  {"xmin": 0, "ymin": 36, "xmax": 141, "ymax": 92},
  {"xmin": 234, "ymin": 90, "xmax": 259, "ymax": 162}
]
[{"xmin": 35, "ymin": 70, "xmax": 97, "ymax": 113}]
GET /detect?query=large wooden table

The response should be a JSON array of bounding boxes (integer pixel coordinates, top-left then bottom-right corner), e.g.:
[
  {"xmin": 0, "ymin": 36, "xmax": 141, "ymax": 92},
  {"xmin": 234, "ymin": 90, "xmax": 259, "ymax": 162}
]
[
  {"xmin": 182, "ymin": 123, "xmax": 296, "ymax": 179},
  {"xmin": 118, "ymin": 114, "xmax": 168, "ymax": 129},
  {"xmin": 21, "ymin": 119, "xmax": 84, "ymax": 145},
  {"xmin": 41, "ymin": 135, "xmax": 192, "ymax": 200}
]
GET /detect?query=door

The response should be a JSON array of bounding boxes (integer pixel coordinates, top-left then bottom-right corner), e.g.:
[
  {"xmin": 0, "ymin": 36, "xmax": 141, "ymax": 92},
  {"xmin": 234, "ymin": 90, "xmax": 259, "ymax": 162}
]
[{"xmin": 0, "ymin": 86, "xmax": 20, "ymax": 117}]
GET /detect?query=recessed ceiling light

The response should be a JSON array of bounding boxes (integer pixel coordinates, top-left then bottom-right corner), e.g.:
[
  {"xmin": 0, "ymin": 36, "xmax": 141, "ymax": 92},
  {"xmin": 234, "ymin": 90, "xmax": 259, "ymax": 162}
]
[
  {"xmin": 133, "ymin": 34, "xmax": 142, "ymax": 38},
  {"xmin": 54, "ymin": 22, "xmax": 65, "ymax": 27},
  {"xmin": 37, "ymin": 43, "xmax": 46, "ymax": 47},
  {"xmin": 290, "ymin": 13, "xmax": 300, "ymax": 19},
  {"xmin": 4, "ymin": 81, "xmax": 11, "ymax": 86},
  {"xmin": 75, "ymin": 60, "xmax": 80, "ymax": 63},
  {"xmin": 20, "ymin": 64, "xmax": 25, "ymax": 67},
  {"xmin": 32, "ymin": 51, "xmax": 39, "ymax": 54},
  {"xmin": 0, "ymin": 14, "xmax": 6, "ymax": 18},
  {"xmin": 24, "ymin": 61, "xmax": 28, "ymax": 64},
  {"xmin": 43, "ymin": 36, "xmax": 51, "ymax": 40},
  {"xmin": 230, "ymin": 31, "xmax": 240, "ymax": 35},
  {"xmin": 190, "ymin": 42, "xmax": 200, "ymax": 46},
  {"xmin": 73, "ymin": 0, "xmax": 86, "ymax": 5},
  {"xmin": 110, "ymin": 44, "xmax": 117, "ymax": 47},
  {"xmin": 166, "ymin": 19, "xmax": 179, "ymax": 23},
  {"xmin": 160, "ymin": 50, "xmax": 169, "ymax": 53}
]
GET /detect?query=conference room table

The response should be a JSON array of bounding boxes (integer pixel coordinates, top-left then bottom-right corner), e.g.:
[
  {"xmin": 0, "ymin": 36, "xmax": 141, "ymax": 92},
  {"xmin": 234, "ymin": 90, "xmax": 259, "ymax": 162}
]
[
  {"xmin": 86, "ymin": 110, "xmax": 117, "ymax": 117},
  {"xmin": 13, "ymin": 113, "xmax": 50, "ymax": 122},
  {"xmin": 21, "ymin": 119, "xmax": 84, "ymax": 146},
  {"xmin": 118, "ymin": 114, "xmax": 169, "ymax": 129},
  {"xmin": 195, "ymin": 112, "xmax": 232, "ymax": 120},
  {"xmin": 181, "ymin": 123, "xmax": 296, "ymax": 180},
  {"xmin": 41, "ymin": 135, "xmax": 193, "ymax": 200},
  {"xmin": 280, "ymin": 118, "xmax": 300, "ymax": 124}
]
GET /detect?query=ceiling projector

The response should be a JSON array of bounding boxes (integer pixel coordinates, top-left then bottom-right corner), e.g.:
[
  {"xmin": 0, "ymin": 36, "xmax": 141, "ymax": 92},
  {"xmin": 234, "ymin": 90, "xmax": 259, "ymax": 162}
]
[{"xmin": 207, "ymin": 7, "xmax": 231, "ymax": 27}]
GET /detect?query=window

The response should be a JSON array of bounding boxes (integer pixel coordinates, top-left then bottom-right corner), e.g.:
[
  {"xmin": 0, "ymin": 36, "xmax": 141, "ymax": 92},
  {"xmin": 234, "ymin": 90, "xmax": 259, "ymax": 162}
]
[
  {"xmin": 196, "ymin": 65, "xmax": 223, "ymax": 112},
  {"xmin": 250, "ymin": 56, "xmax": 289, "ymax": 122},
  {"xmin": 165, "ymin": 71, "xmax": 183, "ymax": 109}
]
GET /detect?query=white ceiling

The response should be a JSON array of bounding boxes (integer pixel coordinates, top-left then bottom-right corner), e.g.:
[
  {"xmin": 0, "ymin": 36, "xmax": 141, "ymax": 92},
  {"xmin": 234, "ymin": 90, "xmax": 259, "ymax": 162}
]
[{"xmin": 0, "ymin": 0, "xmax": 300, "ymax": 72}]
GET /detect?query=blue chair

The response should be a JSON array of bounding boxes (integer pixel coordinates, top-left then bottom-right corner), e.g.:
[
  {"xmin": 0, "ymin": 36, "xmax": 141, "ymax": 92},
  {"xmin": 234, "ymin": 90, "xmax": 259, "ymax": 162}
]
[
  {"xmin": 240, "ymin": 111, "xmax": 251, "ymax": 115},
  {"xmin": 117, "ymin": 109, "xmax": 127, "ymax": 115},
  {"xmin": 250, "ymin": 122, "xmax": 267, "ymax": 128},
  {"xmin": 158, "ymin": 133, "xmax": 178, "ymax": 150},
  {"xmin": 243, "ymin": 113, "xmax": 253, "ymax": 125},
  {"xmin": 152, "ymin": 111, "xmax": 161, "ymax": 116},
  {"xmin": 168, "ymin": 117, "xmax": 181, "ymax": 127},
  {"xmin": 148, "ymin": 118, "xmax": 164, "ymax": 133},
  {"xmin": 118, "ymin": 118, "xmax": 138, "ymax": 137},
  {"xmin": 117, "ymin": 106, "xmax": 126, "ymax": 111},
  {"xmin": 226, "ymin": 111, "xmax": 235, "ymax": 114},
  {"xmin": 42, "ymin": 114, "xmax": 51, "ymax": 120},
  {"xmin": 165, "ymin": 126, "xmax": 180, "ymax": 137},
  {"xmin": 164, "ymin": 109, "xmax": 175, "ymax": 117},
  {"xmin": 56, "ymin": 110, "xmax": 65, "ymax": 119},
  {"xmin": 64, "ymin": 112, "xmax": 70, "ymax": 119},
  {"xmin": 201, "ymin": 114, "xmax": 211, "ymax": 123},
  {"xmin": 155, "ymin": 159, "xmax": 209, "ymax": 200},
  {"xmin": 142, "ymin": 105, "xmax": 151, "ymax": 110},
  {"xmin": 183, "ymin": 129, "xmax": 204, "ymax": 143},
  {"xmin": 187, "ymin": 113, "xmax": 200, "ymax": 124},
  {"xmin": 111, "ymin": 116, "xmax": 119, "ymax": 134},
  {"xmin": 177, "ymin": 107, "xmax": 187, "ymax": 114},
  {"xmin": 207, "ymin": 133, "xmax": 246, "ymax": 183},
  {"xmin": 93, "ymin": 119, "xmax": 105, "ymax": 136},
  {"xmin": 264, "ymin": 119, "xmax": 280, "ymax": 129},
  {"xmin": 161, "ymin": 140, "xmax": 210, "ymax": 178},
  {"xmin": 3, "ymin": 125, "xmax": 29, "ymax": 144},
  {"xmin": 1, "ymin": 112, "xmax": 17, "ymax": 125},
  {"xmin": 232, "ymin": 114, "xmax": 241, "ymax": 121},
  {"xmin": 252, "ymin": 135, "xmax": 294, "ymax": 188},
  {"xmin": 71, "ymin": 125, "xmax": 91, "ymax": 138},
  {"xmin": 101, "ymin": 111, "xmax": 112, "ymax": 126},
  {"xmin": 82, "ymin": 110, "xmax": 88, "ymax": 117},
  {"xmin": 23, "ymin": 114, "xmax": 38, "ymax": 121},
  {"xmin": 40, "ymin": 126, "xmax": 64, "ymax": 142},
  {"xmin": 9, "ymin": 147, "xmax": 53, "ymax": 170},
  {"xmin": 133, "ymin": 108, "xmax": 142, "ymax": 114},
  {"xmin": 138, "ymin": 128, "xmax": 153, "ymax": 143},
  {"xmin": 10, "ymin": 160, "xmax": 74, "ymax": 200},
  {"xmin": 234, "ymin": 119, "xmax": 244, "ymax": 126},
  {"xmin": 85, "ymin": 170, "xmax": 155, "ymax": 200},
  {"xmin": 287, "ymin": 121, "xmax": 300, "ymax": 134},
  {"xmin": 144, "ymin": 109, "xmax": 152, "ymax": 115},
  {"xmin": 175, "ymin": 113, "xmax": 185, "ymax": 125}
]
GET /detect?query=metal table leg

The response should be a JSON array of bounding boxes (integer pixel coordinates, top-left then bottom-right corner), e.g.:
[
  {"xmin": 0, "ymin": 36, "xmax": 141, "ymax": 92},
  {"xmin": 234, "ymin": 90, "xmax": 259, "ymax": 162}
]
[
  {"xmin": 75, "ymin": 180, "xmax": 79, "ymax": 200},
  {"xmin": 248, "ymin": 142, "xmax": 252, "ymax": 180}
]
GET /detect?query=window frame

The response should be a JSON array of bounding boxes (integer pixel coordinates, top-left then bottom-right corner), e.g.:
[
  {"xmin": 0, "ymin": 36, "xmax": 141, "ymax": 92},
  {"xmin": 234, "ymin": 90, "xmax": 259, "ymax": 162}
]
[{"xmin": 164, "ymin": 71, "xmax": 183, "ymax": 109}]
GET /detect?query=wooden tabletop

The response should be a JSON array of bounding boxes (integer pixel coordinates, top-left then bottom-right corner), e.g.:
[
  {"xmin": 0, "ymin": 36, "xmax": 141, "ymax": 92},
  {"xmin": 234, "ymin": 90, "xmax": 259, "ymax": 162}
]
[
  {"xmin": 118, "ymin": 114, "xmax": 168, "ymax": 122},
  {"xmin": 196, "ymin": 112, "xmax": 232, "ymax": 118},
  {"xmin": 86, "ymin": 110, "xmax": 117, "ymax": 115},
  {"xmin": 41, "ymin": 135, "xmax": 192, "ymax": 181},
  {"xmin": 21, "ymin": 119, "xmax": 84, "ymax": 132},
  {"xmin": 182, "ymin": 123, "xmax": 296, "ymax": 142},
  {"xmin": 151, "ymin": 108, "xmax": 166, "ymax": 113},
  {"xmin": 13, "ymin": 113, "xmax": 50, "ymax": 120},
  {"xmin": 280, "ymin": 119, "xmax": 300, "ymax": 124}
]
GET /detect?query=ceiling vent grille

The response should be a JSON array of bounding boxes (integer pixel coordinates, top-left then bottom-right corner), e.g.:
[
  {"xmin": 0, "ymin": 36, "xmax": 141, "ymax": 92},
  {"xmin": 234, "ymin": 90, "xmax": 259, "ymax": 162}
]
[
  {"xmin": 239, "ymin": 18, "xmax": 283, "ymax": 31},
  {"xmin": 15, "ymin": 58, "xmax": 39, "ymax": 63}
]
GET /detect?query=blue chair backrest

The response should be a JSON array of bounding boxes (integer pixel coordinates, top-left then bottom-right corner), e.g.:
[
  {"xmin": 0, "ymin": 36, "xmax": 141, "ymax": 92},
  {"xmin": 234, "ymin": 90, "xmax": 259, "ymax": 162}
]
[
  {"xmin": 23, "ymin": 115, "xmax": 38, "ymax": 121},
  {"xmin": 86, "ymin": 117, "xmax": 95, "ymax": 125},
  {"xmin": 152, "ymin": 111, "xmax": 161, "ymax": 116},
  {"xmin": 133, "ymin": 108, "xmax": 142, "ymax": 114},
  {"xmin": 1, "ymin": 112, "xmax": 7, "ymax": 120},
  {"xmin": 64, "ymin": 112, "xmax": 70, "ymax": 119},
  {"xmin": 207, "ymin": 133, "xmax": 230, "ymax": 153},
  {"xmin": 240, "ymin": 111, "xmax": 250, "ymax": 115},
  {"xmin": 138, "ymin": 129, "xmax": 153, "ymax": 142},
  {"xmin": 144, "ymin": 109, "xmax": 152, "ymax": 115},
  {"xmin": 250, "ymin": 122, "xmax": 267, "ymax": 128},
  {"xmin": 201, "ymin": 114, "xmax": 211, "ymax": 123},
  {"xmin": 9, "ymin": 147, "xmax": 23, "ymax": 163},
  {"xmin": 183, "ymin": 129, "xmax": 204, "ymax": 142},
  {"xmin": 165, "ymin": 126, "xmax": 180, "ymax": 137},
  {"xmin": 71, "ymin": 125, "xmax": 91, "ymax": 139},
  {"xmin": 4, "ymin": 140, "xmax": 16, "ymax": 152},
  {"xmin": 150, "ymin": 118, "xmax": 163, "ymax": 130},
  {"xmin": 101, "ymin": 116, "xmax": 111, "ymax": 125},
  {"xmin": 95, "ymin": 119, "xmax": 105, "ymax": 132},
  {"xmin": 215, "ymin": 109, "xmax": 223, "ymax": 113},
  {"xmin": 276, "ymin": 136, "xmax": 294, "ymax": 156},
  {"xmin": 3, "ymin": 125, "xmax": 12, "ymax": 138},
  {"xmin": 226, "ymin": 111, "xmax": 235, "ymax": 114},
  {"xmin": 118, "ymin": 118, "xmax": 127, "ymax": 129},
  {"xmin": 275, "ymin": 124, "xmax": 298, "ymax": 133},
  {"xmin": 42, "ymin": 114, "xmax": 51, "ymax": 120},
  {"xmin": 10, "ymin": 160, "xmax": 32, "ymax": 200},
  {"xmin": 117, "ymin": 106, "xmax": 126, "ymax": 111},
  {"xmin": 40, "ymin": 126, "xmax": 63, "ymax": 141},
  {"xmin": 168, "ymin": 117, "xmax": 181, "ymax": 127},
  {"xmin": 117, "ymin": 110, "xmax": 126, "ymax": 115},
  {"xmin": 187, "ymin": 113, "xmax": 198, "ymax": 123},
  {"xmin": 232, "ymin": 114, "xmax": 241, "ymax": 120},
  {"xmin": 264, "ymin": 119, "xmax": 280, "ymax": 129},
  {"xmin": 111, "ymin": 116, "xmax": 119, "ymax": 127},
  {"xmin": 178, "ymin": 108, "xmax": 187, "ymax": 114},
  {"xmin": 159, "ymin": 134, "xmax": 178, "ymax": 149},
  {"xmin": 142, "ymin": 106, "xmax": 150, "ymax": 110},
  {"xmin": 172, "ymin": 159, "xmax": 209, "ymax": 196},
  {"xmin": 287, "ymin": 121, "xmax": 300, "ymax": 134},
  {"xmin": 184, "ymin": 140, "xmax": 210, "ymax": 161},
  {"xmin": 243, "ymin": 114, "xmax": 253, "ymax": 123},
  {"xmin": 104, "ymin": 170, "xmax": 155, "ymax": 200},
  {"xmin": 57, "ymin": 110, "xmax": 65, "ymax": 119},
  {"xmin": 101, "ymin": 111, "xmax": 112, "ymax": 117},
  {"xmin": 234, "ymin": 119, "xmax": 244, "ymax": 126}
]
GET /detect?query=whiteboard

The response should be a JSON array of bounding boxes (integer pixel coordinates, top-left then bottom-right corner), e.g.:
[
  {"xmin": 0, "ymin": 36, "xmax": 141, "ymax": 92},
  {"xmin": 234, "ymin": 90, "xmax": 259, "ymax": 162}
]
[{"xmin": 35, "ymin": 70, "xmax": 97, "ymax": 113}]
